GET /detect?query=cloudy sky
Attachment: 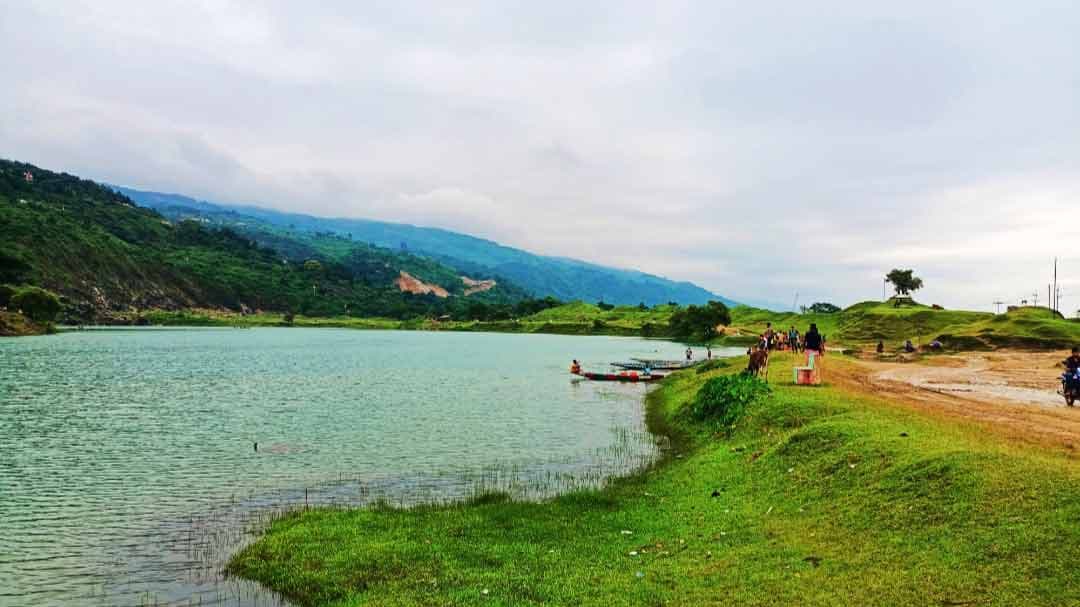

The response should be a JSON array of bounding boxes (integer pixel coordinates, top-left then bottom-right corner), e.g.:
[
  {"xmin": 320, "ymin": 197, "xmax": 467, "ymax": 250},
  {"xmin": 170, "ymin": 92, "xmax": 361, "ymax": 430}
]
[{"xmin": 2, "ymin": 1, "xmax": 1078, "ymax": 311}]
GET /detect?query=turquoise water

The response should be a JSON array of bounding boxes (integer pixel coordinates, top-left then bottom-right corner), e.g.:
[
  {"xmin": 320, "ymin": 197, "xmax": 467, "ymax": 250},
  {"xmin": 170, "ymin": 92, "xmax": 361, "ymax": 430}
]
[{"xmin": 0, "ymin": 328, "xmax": 734, "ymax": 606}]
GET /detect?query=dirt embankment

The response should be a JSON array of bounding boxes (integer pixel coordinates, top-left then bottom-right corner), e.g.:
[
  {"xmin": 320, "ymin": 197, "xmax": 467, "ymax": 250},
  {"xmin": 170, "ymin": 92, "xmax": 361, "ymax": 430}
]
[
  {"xmin": 394, "ymin": 271, "xmax": 450, "ymax": 298},
  {"xmin": 461, "ymin": 276, "xmax": 496, "ymax": 296},
  {"xmin": 0, "ymin": 311, "xmax": 47, "ymax": 336},
  {"xmin": 394, "ymin": 272, "xmax": 497, "ymax": 298},
  {"xmin": 842, "ymin": 350, "xmax": 1080, "ymax": 452}
]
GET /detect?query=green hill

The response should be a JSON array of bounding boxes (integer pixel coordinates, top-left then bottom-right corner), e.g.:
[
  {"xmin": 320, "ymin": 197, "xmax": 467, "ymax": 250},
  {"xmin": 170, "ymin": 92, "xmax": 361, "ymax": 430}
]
[
  {"xmin": 115, "ymin": 186, "xmax": 736, "ymax": 307},
  {"xmin": 514, "ymin": 299, "xmax": 1080, "ymax": 349},
  {"xmin": 728, "ymin": 300, "xmax": 1079, "ymax": 350},
  {"xmin": 0, "ymin": 160, "xmax": 527, "ymax": 324}
]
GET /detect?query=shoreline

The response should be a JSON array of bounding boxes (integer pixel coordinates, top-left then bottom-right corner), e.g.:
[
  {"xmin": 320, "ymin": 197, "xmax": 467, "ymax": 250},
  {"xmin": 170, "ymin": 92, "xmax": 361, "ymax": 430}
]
[
  {"xmin": 227, "ymin": 352, "xmax": 1080, "ymax": 606},
  {"xmin": 47, "ymin": 313, "xmax": 758, "ymax": 346}
]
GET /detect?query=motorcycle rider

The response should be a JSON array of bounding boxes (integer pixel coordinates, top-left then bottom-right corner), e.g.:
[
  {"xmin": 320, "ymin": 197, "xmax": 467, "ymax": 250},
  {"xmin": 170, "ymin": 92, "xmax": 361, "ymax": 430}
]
[{"xmin": 1065, "ymin": 347, "xmax": 1080, "ymax": 386}]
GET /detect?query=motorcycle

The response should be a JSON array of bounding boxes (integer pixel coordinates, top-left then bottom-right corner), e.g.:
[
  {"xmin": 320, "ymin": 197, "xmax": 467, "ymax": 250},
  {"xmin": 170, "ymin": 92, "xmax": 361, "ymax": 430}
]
[{"xmin": 1062, "ymin": 371, "xmax": 1080, "ymax": 407}]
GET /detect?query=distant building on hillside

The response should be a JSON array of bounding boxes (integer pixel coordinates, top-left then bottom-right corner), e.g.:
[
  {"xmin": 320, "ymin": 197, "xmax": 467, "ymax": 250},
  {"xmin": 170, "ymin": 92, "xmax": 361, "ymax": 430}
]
[{"xmin": 23, "ymin": 171, "xmax": 33, "ymax": 182}]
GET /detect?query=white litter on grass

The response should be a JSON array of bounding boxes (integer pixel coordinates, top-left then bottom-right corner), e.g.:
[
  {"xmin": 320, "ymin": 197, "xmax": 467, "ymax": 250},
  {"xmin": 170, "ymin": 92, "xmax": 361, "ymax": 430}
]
[
  {"xmin": 482, "ymin": 589, "xmax": 489, "ymax": 595},
  {"xmin": 629, "ymin": 551, "xmax": 638, "ymax": 556},
  {"xmin": 621, "ymin": 530, "xmax": 633, "ymax": 535}
]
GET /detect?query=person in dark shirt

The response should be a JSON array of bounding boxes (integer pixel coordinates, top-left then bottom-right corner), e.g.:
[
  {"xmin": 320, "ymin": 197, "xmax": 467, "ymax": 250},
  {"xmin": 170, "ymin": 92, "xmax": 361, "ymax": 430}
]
[
  {"xmin": 803, "ymin": 323, "xmax": 823, "ymax": 352},
  {"xmin": 1064, "ymin": 348, "xmax": 1080, "ymax": 391},
  {"xmin": 1065, "ymin": 347, "xmax": 1080, "ymax": 373}
]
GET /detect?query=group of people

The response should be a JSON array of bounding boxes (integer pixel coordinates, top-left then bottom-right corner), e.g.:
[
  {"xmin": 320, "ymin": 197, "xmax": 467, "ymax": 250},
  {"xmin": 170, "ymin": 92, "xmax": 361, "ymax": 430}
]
[
  {"xmin": 685, "ymin": 346, "xmax": 713, "ymax": 361},
  {"xmin": 757, "ymin": 322, "xmax": 824, "ymax": 353}
]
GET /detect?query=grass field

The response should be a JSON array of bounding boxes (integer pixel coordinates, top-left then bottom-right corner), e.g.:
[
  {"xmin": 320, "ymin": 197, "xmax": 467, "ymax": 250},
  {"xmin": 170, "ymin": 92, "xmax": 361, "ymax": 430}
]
[
  {"xmin": 91, "ymin": 300, "xmax": 1080, "ymax": 351},
  {"xmin": 228, "ymin": 353, "xmax": 1080, "ymax": 606}
]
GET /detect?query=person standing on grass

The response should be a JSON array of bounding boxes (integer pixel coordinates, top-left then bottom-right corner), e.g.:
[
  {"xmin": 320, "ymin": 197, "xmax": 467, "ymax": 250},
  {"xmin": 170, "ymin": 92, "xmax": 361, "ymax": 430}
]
[
  {"xmin": 788, "ymin": 326, "xmax": 800, "ymax": 353},
  {"xmin": 803, "ymin": 323, "xmax": 823, "ymax": 354},
  {"xmin": 763, "ymin": 322, "xmax": 775, "ymax": 350}
]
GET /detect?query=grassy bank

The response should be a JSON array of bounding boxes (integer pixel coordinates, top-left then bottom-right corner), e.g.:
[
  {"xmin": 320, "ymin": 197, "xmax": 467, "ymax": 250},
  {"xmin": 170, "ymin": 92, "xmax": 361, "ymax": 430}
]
[
  {"xmin": 82, "ymin": 300, "xmax": 1080, "ymax": 348},
  {"xmin": 228, "ymin": 354, "xmax": 1080, "ymax": 606}
]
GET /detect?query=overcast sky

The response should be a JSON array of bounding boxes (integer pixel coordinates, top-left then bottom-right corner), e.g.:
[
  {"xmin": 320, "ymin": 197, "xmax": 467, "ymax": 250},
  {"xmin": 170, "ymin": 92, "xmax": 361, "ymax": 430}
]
[{"xmin": 2, "ymin": 1, "xmax": 1078, "ymax": 311}]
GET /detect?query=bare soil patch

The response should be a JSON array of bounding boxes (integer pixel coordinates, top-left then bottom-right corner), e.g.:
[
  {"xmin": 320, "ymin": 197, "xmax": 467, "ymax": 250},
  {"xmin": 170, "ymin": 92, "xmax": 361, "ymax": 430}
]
[{"xmin": 847, "ymin": 350, "xmax": 1080, "ymax": 452}]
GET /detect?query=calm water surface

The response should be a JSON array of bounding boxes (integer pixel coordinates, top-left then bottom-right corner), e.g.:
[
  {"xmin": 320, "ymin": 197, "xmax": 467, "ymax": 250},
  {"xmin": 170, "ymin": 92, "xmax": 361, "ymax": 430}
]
[{"xmin": 0, "ymin": 328, "xmax": 736, "ymax": 606}]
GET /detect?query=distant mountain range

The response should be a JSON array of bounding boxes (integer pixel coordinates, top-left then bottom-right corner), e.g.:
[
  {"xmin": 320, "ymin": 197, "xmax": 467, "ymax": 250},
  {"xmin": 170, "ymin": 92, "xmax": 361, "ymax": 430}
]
[{"xmin": 114, "ymin": 187, "xmax": 735, "ymax": 307}]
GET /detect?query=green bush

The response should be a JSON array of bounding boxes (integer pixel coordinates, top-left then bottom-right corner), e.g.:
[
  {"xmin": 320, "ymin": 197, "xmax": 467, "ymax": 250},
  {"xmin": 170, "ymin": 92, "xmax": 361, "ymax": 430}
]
[
  {"xmin": 11, "ymin": 286, "xmax": 62, "ymax": 323},
  {"xmin": 689, "ymin": 373, "xmax": 770, "ymax": 428},
  {"xmin": 669, "ymin": 300, "xmax": 731, "ymax": 341}
]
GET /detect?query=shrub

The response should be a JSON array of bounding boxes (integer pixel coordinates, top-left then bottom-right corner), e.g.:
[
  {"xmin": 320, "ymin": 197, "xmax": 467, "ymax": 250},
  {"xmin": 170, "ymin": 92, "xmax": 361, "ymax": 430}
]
[
  {"xmin": 11, "ymin": 286, "xmax": 62, "ymax": 323},
  {"xmin": 669, "ymin": 300, "xmax": 732, "ymax": 341},
  {"xmin": 689, "ymin": 374, "xmax": 770, "ymax": 429}
]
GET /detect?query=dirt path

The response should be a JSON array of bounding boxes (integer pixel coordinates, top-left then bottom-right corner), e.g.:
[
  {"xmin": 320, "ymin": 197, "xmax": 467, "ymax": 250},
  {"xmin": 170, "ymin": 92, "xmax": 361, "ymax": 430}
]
[
  {"xmin": 820, "ymin": 350, "xmax": 1080, "ymax": 452},
  {"xmin": 871, "ymin": 352, "xmax": 1066, "ymax": 408}
]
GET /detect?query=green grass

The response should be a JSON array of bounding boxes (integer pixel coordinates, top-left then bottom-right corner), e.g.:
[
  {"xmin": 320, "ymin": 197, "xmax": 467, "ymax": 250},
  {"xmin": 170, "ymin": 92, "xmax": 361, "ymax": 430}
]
[
  {"xmin": 133, "ymin": 301, "xmax": 1080, "ymax": 348},
  {"xmin": 728, "ymin": 300, "xmax": 1078, "ymax": 350},
  {"xmin": 936, "ymin": 307, "xmax": 1080, "ymax": 350},
  {"xmin": 228, "ymin": 354, "xmax": 1080, "ymax": 606}
]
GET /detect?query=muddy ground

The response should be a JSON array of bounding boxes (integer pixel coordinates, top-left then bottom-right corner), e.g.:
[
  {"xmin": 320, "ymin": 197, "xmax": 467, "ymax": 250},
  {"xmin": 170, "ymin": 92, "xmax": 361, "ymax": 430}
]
[{"xmin": 825, "ymin": 350, "xmax": 1080, "ymax": 453}]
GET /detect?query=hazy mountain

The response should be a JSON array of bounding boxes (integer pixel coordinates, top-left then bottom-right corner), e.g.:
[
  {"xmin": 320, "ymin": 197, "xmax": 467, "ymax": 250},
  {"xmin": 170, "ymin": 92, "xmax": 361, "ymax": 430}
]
[{"xmin": 115, "ymin": 187, "xmax": 736, "ymax": 307}]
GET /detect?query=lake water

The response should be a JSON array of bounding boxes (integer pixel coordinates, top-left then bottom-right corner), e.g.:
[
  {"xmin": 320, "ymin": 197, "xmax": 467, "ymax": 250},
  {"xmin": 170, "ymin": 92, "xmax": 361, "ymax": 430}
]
[{"xmin": 0, "ymin": 328, "xmax": 736, "ymax": 606}]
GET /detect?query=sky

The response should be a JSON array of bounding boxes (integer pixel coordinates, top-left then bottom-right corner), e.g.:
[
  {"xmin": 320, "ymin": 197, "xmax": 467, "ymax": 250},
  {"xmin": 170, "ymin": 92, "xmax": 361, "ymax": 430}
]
[{"xmin": 2, "ymin": 1, "xmax": 1078, "ymax": 311}]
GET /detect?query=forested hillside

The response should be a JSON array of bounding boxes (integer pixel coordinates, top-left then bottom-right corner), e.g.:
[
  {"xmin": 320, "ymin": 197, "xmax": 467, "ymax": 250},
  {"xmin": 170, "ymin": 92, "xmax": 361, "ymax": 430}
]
[
  {"xmin": 117, "ymin": 187, "xmax": 734, "ymax": 306},
  {"xmin": 0, "ymin": 160, "xmax": 526, "ymax": 323}
]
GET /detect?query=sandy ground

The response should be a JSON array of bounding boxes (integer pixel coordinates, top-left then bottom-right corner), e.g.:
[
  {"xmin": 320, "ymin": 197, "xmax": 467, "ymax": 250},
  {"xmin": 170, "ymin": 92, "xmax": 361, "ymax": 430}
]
[
  {"xmin": 871, "ymin": 352, "xmax": 1069, "ymax": 407},
  {"xmin": 824, "ymin": 350, "xmax": 1080, "ymax": 452}
]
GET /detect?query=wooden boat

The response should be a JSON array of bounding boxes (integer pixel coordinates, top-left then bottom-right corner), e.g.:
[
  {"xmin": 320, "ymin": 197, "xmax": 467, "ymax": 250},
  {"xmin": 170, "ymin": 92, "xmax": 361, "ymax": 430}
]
[
  {"xmin": 579, "ymin": 371, "xmax": 665, "ymax": 382},
  {"xmin": 622, "ymin": 358, "xmax": 697, "ymax": 370}
]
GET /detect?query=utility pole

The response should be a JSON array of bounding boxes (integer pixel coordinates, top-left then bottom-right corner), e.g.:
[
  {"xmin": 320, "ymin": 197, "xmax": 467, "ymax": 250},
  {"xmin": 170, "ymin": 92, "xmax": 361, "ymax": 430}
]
[
  {"xmin": 992, "ymin": 300, "xmax": 1004, "ymax": 314},
  {"xmin": 1033, "ymin": 292, "xmax": 1039, "ymax": 308},
  {"xmin": 1053, "ymin": 257, "xmax": 1058, "ymax": 311},
  {"xmin": 791, "ymin": 291, "xmax": 799, "ymax": 313}
]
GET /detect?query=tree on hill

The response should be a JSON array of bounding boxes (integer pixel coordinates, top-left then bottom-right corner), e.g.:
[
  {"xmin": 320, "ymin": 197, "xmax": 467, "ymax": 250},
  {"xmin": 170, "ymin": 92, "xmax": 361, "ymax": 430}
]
[
  {"xmin": 668, "ymin": 301, "xmax": 731, "ymax": 341},
  {"xmin": 807, "ymin": 302, "xmax": 841, "ymax": 314},
  {"xmin": 886, "ymin": 269, "xmax": 924, "ymax": 296},
  {"xmin": 11, "ymin": 286, "xmax": 62, "ymax": 323}
]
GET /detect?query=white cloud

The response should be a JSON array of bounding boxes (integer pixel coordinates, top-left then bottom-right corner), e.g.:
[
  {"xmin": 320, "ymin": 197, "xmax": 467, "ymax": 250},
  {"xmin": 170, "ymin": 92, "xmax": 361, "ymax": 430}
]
[{"xmin": 2, "ymin": 1, "xmax": 1078, "ymax": 310}]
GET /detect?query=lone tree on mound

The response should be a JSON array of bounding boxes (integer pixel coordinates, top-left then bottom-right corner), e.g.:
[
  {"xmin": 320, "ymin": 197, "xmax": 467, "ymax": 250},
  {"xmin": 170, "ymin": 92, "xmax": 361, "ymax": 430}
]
[
  {"xmin": 807, "ymin": 302, "xmax": 841, "ymax": 314},
  {"xmin": 886, "ymin": 268, "xmax": 924, "ymax": 296}
]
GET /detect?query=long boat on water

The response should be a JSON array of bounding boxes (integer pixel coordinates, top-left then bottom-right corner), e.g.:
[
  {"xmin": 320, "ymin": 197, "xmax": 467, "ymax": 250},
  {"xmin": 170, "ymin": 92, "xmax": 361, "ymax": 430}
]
[
  {"xmin": 578, "ymin": 371, "xmax": 666, "ymax": 383},
  {"xmin": 610, "ymin": 358, "xmax": 697, "ymax": 370}
]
